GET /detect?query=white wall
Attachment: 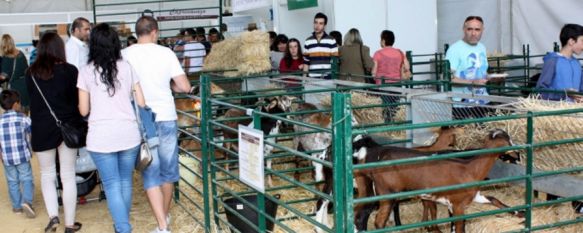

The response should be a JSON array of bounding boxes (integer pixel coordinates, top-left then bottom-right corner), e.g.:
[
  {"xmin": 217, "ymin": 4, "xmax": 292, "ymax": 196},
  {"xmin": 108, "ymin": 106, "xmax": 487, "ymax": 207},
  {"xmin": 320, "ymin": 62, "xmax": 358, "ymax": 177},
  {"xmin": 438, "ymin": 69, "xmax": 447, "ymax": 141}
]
[
  {"xmin": 387, "ymin": 0, "xmax": 437, "ymax": 55},
  {"xmin": 334, "ymin": 0, "xmax": 386, "ymax": 53}
]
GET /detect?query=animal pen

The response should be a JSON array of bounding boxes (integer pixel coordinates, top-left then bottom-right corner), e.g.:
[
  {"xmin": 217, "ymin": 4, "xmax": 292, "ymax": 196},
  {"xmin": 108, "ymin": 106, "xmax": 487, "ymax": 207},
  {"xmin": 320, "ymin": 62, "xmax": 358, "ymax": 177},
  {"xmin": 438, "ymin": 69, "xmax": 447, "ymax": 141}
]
[
  {"xmin": 170, "ymin": 64, "xmax": 583, "ymax": 232},
  {"xmin": 89, "ymin": 2, "xmax": 582, "ymax": 229}
]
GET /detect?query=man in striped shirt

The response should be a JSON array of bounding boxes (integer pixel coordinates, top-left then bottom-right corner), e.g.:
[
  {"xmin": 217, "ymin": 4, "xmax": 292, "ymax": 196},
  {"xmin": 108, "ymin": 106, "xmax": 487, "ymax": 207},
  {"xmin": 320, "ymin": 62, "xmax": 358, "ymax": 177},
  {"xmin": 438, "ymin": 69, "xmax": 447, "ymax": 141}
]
[{"xmin": 303, "ymin": 12, "xmax": 338, "ymax": 79}]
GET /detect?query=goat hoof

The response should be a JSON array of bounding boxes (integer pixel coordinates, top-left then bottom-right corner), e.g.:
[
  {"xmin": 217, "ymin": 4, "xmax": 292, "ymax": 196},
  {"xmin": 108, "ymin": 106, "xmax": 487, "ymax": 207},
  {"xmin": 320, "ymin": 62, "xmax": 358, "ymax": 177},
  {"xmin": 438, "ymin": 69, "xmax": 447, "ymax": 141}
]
[{"xmin": 515, "ymin": 211, "xmax": 526, "ymax": 218}]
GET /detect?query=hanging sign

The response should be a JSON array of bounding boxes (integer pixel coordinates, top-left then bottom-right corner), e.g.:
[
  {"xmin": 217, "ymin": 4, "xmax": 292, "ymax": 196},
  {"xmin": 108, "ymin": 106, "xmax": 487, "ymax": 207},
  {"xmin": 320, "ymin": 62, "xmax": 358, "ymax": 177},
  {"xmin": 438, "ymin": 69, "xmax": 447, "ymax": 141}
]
[
  {"xmin": 156, "ymin": 8, "xmax": 220, "ymax": 21},
  {"xmin": 238, "ymin": 125, "xmax": 265, "ymax": 193},
  {"xmin": 288, "ymin": 0, "xmax": 318, "ymax": 11},
  {"xmin": 232, "ymin": 0, "xmax": 271, "ymax": 13}
]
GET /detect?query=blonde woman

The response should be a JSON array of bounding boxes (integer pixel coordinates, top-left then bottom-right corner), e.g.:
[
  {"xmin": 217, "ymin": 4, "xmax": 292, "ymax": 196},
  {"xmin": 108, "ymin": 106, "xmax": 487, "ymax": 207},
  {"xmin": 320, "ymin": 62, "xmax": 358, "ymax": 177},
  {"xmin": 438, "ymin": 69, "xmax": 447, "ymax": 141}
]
[
  {"xmin": 0, "ymin": 34, "xmax": 29, "ymax": 111},
  {"xmin": 338, "ymin": 28, "xmax": 374, "ymax": 82}
]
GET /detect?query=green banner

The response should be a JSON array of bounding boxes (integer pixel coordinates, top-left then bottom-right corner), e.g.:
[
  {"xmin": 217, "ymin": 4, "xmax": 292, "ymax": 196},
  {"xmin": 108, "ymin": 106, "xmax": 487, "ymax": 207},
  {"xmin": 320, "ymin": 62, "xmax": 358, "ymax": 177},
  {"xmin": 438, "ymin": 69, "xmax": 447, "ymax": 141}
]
[{"xmin": 288, "ymin": 0, "xmax": 318, "ymax": 10}]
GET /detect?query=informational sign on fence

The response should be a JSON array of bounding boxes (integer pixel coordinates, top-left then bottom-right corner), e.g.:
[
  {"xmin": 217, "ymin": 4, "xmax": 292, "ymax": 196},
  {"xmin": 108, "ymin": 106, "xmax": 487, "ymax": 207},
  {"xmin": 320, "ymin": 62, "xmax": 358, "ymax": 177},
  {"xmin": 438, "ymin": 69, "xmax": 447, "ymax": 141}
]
[{"xmin": 238, "ymin": 125, "xmax": 265, "ymax": 193}]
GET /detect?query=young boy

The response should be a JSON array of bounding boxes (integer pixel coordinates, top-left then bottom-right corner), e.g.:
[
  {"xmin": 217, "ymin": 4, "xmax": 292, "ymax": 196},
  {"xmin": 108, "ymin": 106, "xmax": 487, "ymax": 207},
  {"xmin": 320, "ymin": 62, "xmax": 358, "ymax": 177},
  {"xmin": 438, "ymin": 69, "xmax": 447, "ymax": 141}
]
[
  {"xmin": 536, "ymin": 23, "xmax": 583, "ymax": 101},
  {"xmin": 0, "ymin": 90, "xmax": 35, "ymax": 218}
]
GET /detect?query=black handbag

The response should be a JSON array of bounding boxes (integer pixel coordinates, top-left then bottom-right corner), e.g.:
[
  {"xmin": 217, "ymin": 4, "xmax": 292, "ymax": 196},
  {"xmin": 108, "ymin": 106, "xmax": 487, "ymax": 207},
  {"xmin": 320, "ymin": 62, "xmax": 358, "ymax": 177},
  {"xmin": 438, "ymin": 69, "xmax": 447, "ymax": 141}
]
[{"xmin": 31, "ymin": 75, "xmax": 87, "ymax": 148}]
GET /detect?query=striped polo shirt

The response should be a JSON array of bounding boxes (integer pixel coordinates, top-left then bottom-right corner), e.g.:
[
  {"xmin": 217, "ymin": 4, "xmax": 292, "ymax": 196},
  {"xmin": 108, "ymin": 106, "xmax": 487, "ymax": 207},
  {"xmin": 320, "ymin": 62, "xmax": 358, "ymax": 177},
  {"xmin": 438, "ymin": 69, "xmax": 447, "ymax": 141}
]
[{"xmin": 303, "ymin": 31, "xmax": 338, "ymax": 78}]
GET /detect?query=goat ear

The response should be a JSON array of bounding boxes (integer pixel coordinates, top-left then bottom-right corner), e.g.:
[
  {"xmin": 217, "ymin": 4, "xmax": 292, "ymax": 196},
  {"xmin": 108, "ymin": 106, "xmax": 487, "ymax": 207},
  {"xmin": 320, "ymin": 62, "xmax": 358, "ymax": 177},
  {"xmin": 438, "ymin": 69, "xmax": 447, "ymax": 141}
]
[
  {"xmin": 267, "ymin": 99, "xmax": 278, "ymax": 110},
  {"xmin": 353, "ymin": 147, "xmax": 367, "ymax": 161}
]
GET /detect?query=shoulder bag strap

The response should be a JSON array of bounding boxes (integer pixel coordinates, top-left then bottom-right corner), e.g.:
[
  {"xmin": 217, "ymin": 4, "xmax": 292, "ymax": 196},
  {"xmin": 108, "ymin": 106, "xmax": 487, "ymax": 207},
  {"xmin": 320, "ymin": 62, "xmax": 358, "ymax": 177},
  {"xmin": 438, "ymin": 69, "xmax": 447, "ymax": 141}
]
[
  {"xmin": 359, "ymin": 45, "xmax": 366, "ymax": 72},
  {"xmin": 128, "ymin": 63, "xmax": 147, "ymax": 141},
  {"xmin": 11, "ymin": 56, "xmax": 17, "ymax": 79},
  {"xmin": 30, "ymin": 75, "xmax": 61, "ymax": 125}
]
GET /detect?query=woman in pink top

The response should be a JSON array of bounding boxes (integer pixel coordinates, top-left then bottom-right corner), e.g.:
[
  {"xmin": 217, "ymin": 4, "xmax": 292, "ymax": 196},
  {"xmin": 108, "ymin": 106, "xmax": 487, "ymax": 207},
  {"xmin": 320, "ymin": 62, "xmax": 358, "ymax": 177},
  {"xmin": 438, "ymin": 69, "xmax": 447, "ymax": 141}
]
[
  {"xmin": 372, "ymin": 30, "xmax": 411, "ymax": 84},
  {"xmin": 77, "ymin": 23, "xmax": 146, "ymax": 233}
]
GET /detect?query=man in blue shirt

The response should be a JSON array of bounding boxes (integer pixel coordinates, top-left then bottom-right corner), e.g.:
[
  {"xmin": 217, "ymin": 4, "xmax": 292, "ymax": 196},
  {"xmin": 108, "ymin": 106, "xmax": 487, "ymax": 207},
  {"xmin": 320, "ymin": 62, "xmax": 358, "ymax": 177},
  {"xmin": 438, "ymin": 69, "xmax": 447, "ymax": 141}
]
[
  {"xmin": 446, "ymin": 16, "xmax": 489, "ymax": 105},
  {"xmin": 536, "ymin": 24, "xmax": 583, "ymax": 102}
]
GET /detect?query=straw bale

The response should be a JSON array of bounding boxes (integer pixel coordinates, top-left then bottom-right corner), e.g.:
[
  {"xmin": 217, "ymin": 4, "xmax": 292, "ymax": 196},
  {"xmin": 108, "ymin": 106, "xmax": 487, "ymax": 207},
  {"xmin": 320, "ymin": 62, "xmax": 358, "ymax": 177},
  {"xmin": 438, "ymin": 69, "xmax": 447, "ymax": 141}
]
[
  {"xmin": 203, "ymin": 31, "xmax": 271, "ymax": 77},
  {"xmin": 320, "ymin": 92, "xmax": 407, "ymax": 139},
  {"xmin": 455, "ymin": 96, "xmax": 583, "ymax": 170}
]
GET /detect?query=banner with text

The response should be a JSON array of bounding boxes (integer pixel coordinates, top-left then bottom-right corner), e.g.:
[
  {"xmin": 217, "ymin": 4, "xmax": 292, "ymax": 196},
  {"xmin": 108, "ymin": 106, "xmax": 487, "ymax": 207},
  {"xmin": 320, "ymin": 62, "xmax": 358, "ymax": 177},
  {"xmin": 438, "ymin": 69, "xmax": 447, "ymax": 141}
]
[
  {"xmin": 288, "ymin": 0, "xmax": 318, "ymax": 11},
  {"xmin": 233, "ymin": 0, "xmax": 271, "ymax": 13}
]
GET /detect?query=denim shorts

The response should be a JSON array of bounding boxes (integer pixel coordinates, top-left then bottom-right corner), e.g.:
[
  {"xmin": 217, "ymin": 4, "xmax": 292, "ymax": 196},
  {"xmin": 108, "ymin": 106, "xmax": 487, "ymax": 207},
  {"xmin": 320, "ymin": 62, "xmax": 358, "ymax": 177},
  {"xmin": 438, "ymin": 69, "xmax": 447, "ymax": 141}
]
[{"xmin": 141, "ymin": 121, "xmax": 180, "ymax": 190}]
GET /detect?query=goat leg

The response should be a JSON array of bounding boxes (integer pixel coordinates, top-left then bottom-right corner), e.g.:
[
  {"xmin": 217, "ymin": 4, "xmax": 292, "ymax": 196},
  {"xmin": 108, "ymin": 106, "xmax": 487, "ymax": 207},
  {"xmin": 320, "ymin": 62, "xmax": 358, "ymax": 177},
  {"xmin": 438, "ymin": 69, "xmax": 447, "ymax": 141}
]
[
  {"xmin": 392, "ymin": 201, "xmax": 402, "ymax": 226},
  {"xmin": 374, "ymin": 200, "xmax": 394, "ymax": 229},
  {"xmin": 484, "ymin": 195, "xmax": 525, "ymax": 218},
  {"xmin": 451, "ymin": 205, "xmax": 466, "ymax": 233},
  {"xmin": 422, "ymin": 200, "xmax": 442, "ymax": 233}
]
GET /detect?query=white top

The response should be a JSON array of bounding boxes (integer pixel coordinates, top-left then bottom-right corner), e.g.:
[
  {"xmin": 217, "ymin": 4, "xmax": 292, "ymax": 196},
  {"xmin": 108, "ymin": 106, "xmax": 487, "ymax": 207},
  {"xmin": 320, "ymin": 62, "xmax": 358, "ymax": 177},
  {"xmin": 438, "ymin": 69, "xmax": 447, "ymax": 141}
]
[
  {"xmin": 65, "ymin": 36, "xmax": 89, "ymax": 69},
  {"xmin": 77, "ymin": 61, "xmax": 141, "ymax": 153},
  {"xmin": 184, "ymin": 42, "xmax": 206, "ymax": 73},
  {"xmin": 122, "ymin": 43, "xmax": 185, "ymax": 121}
]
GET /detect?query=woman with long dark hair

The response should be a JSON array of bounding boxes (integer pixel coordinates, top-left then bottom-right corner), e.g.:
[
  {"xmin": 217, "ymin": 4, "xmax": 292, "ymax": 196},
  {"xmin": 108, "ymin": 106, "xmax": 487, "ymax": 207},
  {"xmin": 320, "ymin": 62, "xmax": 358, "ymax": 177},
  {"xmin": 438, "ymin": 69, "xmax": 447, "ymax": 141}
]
[
  {"xmin": 279, "ymin": 38, "xmax": 304, "ymax": 73},
  {"xmin": 25, "ymin": 32, "xmax": 83, "ymax": 233},
  {"xmin": 77, "ymin": 23, "xmax": 146, "ymax": 233}
]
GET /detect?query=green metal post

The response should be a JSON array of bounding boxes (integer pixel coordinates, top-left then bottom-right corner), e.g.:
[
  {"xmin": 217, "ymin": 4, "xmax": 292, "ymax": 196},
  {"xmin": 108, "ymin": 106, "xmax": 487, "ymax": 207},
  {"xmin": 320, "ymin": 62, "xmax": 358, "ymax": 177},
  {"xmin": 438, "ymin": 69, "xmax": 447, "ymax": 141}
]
[
  {"xmin": 219, "ymin": 0, "xmax": 223, "ymax": 39},
  {"xmin": 331, "ymin": 93, "xmax": 347, "ymax": 233},
  {"xmin": 526, "ymin": 44, "xmax": 531, "ymax": 89},
  {"xmin": 92, "ymin": 0, "xmax": 97, "ymax": 24},
  {"xmin": 443, "ymin": 60, "xmax": 452, "ymax": 92},
  {"xmin": 434, "ymin": 52, "xmax": 440, "ymax": 81},
  {"xmin": 342, "ymin": 94, "xmax": 355, "ymax": 233},
  {"xmin": 252, "ymin": 112, "xmax": 267, "ymax": 233},
  {"xmin": 200, "ymin": 74, "xmax": 212, "ymax": 232},
  {"xmin": 525, "ymin": 112, "xmax": 534, "ymax": 231},
  {"xmin": 331, "ymin": 57, "xmax": 339, "ymax": 80},
  {"xmin": 406, "ymin": 51, "xmax": 413, "ymax": 88},
  {"xmin": 203, "ymin": 74, "xmax": 221, "ymax": 232}
]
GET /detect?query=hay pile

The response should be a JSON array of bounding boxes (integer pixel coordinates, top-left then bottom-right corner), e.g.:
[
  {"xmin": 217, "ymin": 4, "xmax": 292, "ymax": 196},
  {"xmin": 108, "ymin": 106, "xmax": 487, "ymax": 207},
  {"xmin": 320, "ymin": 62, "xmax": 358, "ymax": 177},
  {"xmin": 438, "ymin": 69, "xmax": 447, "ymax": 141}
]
[
  {"xmin": 320, "ymin": 92, "xmax": 407, "ymax": 139},
  {"xmin": 455, "ymin": 96, "xmax": 583, "ymax": 171},
  {"xmin": 364, "ymin": 185, "xmax": 581, "ymax": 232},
  {"xmin": 203, "ymin": 30, "xmax": 271, "ymax": 77}
]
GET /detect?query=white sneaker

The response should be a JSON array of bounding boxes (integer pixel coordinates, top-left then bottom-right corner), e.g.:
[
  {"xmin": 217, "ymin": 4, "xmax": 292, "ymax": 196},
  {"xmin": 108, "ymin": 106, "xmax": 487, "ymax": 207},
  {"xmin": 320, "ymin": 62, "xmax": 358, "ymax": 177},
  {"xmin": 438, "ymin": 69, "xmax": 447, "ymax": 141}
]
[{"xmin": 150, "ymin": 228, "xmax": 171, "ymax": 233}]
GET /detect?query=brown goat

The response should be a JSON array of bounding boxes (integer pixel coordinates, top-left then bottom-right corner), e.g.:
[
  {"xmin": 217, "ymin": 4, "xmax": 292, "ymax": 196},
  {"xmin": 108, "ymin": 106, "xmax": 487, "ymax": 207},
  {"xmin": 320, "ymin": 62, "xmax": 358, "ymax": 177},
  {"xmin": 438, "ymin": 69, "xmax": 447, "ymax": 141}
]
[
  {"xmin": 356, "ymin": 129, "xmax": 521, "ymax": 233},
  {"xmin": 352, "ymin": 126, "xmax": 462, "ymax": 230}
]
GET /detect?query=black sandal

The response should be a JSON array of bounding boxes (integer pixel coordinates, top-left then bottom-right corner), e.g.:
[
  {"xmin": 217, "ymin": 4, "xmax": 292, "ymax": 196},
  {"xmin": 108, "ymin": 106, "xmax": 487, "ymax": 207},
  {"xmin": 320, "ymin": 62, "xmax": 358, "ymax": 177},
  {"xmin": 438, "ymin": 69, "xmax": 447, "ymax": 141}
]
[
  {"xmin": 64, "ymin": 222, "xmax": 82, "ymax": 233},
  {"xmin": 44, "ymin": 216, "xmax": 60, "ymax": 233}
]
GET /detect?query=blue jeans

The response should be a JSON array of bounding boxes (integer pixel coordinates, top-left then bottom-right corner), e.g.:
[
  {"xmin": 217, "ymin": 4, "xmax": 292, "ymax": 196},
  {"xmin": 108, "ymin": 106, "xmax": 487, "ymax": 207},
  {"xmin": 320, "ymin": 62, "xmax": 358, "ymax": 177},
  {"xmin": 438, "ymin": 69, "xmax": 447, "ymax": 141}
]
[
  {"xmin": 142, "ymin": 121, "xmax": 179, "ymax": 190},
  {"xmin": 2, "ymin": 162, "xmax": 34, "ymax": 209},
  {"xmin": 90, "ymin": 145, "xmax": 139, "ymax": 233}
]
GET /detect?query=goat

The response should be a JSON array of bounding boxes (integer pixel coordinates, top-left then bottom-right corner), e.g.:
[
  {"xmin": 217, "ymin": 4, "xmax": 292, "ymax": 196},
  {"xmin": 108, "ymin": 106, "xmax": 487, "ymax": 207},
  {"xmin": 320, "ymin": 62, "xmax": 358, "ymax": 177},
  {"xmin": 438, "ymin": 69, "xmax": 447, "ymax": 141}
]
[
  {"xmin": 353, "ymin": 126, "xmax": 462, "ymax": 230},
  {"xmin": 312, "ymin": 126, "xmax": 461, "ymax": 233},
  {"xmin": 290, "ymin": 102, "xmax": 332, "ymax": 183},
  {"xmin": 355, "ymin": 129, "xmax": 521, "ymax": 233}
]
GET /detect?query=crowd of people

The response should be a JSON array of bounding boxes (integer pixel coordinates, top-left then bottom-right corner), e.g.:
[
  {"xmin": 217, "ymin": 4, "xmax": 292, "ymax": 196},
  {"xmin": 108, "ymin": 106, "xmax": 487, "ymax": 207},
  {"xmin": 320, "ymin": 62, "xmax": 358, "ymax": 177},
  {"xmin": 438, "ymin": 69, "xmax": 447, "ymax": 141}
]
[{"xmin": 0, "ymin": 11, "xmax": 582, "ymax": 233}]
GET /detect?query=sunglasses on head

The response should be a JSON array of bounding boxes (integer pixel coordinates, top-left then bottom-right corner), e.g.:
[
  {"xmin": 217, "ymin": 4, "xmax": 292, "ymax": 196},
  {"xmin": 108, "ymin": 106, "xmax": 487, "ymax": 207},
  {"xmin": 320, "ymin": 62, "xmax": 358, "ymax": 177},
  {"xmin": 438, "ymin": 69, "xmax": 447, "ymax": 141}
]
[{"xmin": 465, "ymin": 16, "xmax": 483, "ymax": 23}]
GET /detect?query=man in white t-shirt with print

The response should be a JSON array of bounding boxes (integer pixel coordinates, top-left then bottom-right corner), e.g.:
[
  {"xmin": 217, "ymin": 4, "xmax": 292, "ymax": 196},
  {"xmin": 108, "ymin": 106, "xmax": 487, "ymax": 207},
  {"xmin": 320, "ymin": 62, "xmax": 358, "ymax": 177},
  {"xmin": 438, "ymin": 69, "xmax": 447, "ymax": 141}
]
[{"xmin": 122, "ymin": 16, "xmax": 191, "ymax": 233}]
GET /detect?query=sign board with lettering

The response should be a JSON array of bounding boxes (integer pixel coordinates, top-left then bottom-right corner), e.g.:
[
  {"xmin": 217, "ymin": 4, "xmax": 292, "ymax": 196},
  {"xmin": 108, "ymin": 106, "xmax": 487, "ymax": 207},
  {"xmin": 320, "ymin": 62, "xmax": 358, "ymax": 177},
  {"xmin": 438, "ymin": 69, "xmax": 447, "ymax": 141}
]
[
  {"xmin": 156, "ymin": 8, "xmax": 220, "ymax": 21},
  {"xmin": 238, "ymin": 125, "xmax": 265, "ymax": 193},
  {"xmin": 288, "ymin": 0, "xmax": 318, "ymax": 11},
  {"xmin": 232, "ymin": 0, "xmax": 270, "ymax": 13}
]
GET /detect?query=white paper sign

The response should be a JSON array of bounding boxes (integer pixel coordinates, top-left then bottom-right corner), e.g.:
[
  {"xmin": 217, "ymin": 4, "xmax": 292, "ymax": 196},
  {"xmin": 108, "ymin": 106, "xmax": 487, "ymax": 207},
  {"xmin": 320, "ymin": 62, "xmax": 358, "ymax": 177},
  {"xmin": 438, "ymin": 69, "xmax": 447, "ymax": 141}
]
[
  {"xmin": 156, "ymin": 8, "xmax": 220, "ymax": 21},
  {"xmin": 238, "ymin": 125, "xmax": 265, "ymax": 193},
  {"xmin": 232, "ymin": 0, "xmax": 270, "ymax": 13}
]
